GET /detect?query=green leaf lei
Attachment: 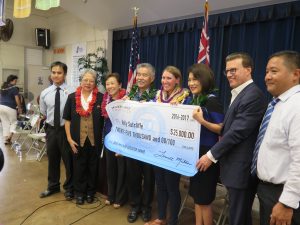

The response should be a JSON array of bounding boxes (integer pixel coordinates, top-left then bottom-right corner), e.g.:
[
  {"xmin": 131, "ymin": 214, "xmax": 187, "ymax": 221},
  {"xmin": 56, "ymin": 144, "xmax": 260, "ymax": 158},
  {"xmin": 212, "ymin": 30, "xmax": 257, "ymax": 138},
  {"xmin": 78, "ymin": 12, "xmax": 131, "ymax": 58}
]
[
  {"xmin": 191, "ymin": 89, "xmax": 218, "ymax": 106},
  {"xmin": 191, "ymin": 94, "xmax": 208, "ymax": 106},
  {"xmin": 128, "ymin": 84, "xmax": 157, "ymax": 101}
]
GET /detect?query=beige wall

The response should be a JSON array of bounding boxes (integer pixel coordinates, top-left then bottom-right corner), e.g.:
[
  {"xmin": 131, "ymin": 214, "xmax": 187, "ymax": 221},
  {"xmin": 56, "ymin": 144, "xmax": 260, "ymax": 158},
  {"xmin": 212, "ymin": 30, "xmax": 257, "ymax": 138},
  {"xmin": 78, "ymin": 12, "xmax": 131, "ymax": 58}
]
[
  {"xmin": 0, "ymin": 8, "xmax": 49, "ymax": 93},
  {"xmin": 0, "ymin": 7, "xmax": 112, "ymax": 97},
  {"xmin": 47, "ymin": 12, "xmax": 112, "ymax": 85}
]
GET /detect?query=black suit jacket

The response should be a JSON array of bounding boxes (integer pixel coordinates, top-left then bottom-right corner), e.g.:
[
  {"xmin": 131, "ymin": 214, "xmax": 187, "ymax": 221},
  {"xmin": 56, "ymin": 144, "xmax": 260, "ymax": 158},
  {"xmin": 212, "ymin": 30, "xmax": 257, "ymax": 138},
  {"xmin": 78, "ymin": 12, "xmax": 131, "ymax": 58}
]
[
  {"xmin": 63, "ymin": 92, "xmax": 104, "ymax": 155},
  {"xmin": 210, "ymin": 82, "xmax": 267, "ymax": 189}
]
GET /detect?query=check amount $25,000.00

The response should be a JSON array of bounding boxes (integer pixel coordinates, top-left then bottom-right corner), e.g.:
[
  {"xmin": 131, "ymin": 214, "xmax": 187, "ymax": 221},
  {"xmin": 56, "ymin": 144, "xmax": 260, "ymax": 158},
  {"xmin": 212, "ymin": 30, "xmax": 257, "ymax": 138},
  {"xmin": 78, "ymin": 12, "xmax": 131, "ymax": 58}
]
[{"xmin": 170, "ymin": 128, "xmax": 195, "ymax": 140}]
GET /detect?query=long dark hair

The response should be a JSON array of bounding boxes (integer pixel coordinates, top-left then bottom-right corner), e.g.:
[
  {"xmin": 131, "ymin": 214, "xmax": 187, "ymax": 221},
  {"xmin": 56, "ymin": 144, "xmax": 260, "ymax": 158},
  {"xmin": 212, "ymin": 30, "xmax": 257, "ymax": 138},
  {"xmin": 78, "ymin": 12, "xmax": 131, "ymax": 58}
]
[{"xmin": 1, "ymin": 75, "xmax": 18, "ymax": 95}]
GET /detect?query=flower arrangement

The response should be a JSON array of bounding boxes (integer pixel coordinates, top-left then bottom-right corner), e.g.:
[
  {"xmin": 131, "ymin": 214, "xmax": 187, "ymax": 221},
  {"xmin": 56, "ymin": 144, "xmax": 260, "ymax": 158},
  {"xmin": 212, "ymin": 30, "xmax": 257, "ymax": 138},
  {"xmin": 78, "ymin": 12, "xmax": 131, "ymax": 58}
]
[{"xmin": 78, "ymin": 47, "xmax": 109, "ymax": 86}]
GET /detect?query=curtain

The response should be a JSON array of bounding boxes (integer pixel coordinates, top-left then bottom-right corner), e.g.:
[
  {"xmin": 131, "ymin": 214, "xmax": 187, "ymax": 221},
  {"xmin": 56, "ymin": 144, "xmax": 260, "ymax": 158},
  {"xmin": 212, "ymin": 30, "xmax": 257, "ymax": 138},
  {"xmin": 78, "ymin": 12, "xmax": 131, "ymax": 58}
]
[{"xmin": 112, "ymin": 1, "xmax": 300, "ymax": 108}]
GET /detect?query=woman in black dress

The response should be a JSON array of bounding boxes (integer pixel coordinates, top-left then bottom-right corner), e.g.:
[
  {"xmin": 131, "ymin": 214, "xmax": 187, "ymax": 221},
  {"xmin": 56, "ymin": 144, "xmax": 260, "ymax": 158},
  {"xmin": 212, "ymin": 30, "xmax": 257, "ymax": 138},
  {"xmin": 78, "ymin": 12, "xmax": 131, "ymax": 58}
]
[
  {"xmin": 101, "ymin": 73, "xmax": 127, "ymax": 208},
  {"xmin": 186, "ymin": 63, "xmax": 224, "ymax": 225}
]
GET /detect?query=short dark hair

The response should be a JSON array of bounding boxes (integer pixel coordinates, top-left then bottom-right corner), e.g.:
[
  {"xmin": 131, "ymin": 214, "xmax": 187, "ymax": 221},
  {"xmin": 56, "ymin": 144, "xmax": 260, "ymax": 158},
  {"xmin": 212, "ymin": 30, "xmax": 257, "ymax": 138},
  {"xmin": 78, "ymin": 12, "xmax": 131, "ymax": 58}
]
[
  {"xmin": 1, "ymin": 74, "xmax": 18, "ymax": 92},
  {"xmin": 188, "ymin": 63, "xmax": 215, "ymax": 94},
  {"xmin": 105, "ymin": 72, "xmax": 122, "ymax": 85},
  {"xmin": 50, "ymin": 61, "xmax": 68, "ymax": 75},
  {"xmin": 226, "ymin": 52, "xmax": 254, "ymax": 72},
  {"xmin": 269, "ymin": 50, "xmax": 300, "ymax": 71}
]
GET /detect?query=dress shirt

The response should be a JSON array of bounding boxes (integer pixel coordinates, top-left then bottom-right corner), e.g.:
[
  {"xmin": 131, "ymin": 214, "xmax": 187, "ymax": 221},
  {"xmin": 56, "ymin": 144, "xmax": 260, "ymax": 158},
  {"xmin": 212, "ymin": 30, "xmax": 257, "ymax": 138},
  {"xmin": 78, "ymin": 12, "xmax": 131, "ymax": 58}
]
[
  {"xmin": 230, "ymin": 79, "xmax": 253, "ymax": 105},
  {"xmin": 257, "ymin": 84, "xmax": 300, "ymax": 209},
  {"xmin": 81, "ymin": 90, "xmax": 92, "ymax": 111},
  {"xmin": 207, "ymin": 79, "xmax": 254, "ymax": 163},
  {"xmin": 40, "ymin": 83, "xmax": 74, "ymax": 126}
]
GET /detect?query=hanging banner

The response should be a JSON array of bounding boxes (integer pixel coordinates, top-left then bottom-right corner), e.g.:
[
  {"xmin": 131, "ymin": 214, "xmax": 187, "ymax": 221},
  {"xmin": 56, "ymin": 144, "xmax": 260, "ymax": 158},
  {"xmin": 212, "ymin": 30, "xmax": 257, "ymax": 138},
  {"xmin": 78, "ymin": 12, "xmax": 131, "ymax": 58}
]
[
  {"xmin": 13, "ymin": 0, "xmax": 31, "ymax": 18},
  {"xmin": 35, "ymin": 0, "xmax": 60, "ymax": 10},
  {"xmin": 104, "ymin": 100, "xmax": 201, "ymax": 176},
  {"xmin": 71, "ymin": 42, "xmax": 86, "ymax": 88}
]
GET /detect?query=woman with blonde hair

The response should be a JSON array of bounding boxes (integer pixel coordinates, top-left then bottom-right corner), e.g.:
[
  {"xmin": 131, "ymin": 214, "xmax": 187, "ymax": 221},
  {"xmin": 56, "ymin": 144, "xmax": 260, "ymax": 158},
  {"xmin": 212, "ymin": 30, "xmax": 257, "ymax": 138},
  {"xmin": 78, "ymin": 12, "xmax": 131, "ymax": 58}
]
[{"xmin": 146, "ymin": 66, "xmax": 189, "ymax": 225}]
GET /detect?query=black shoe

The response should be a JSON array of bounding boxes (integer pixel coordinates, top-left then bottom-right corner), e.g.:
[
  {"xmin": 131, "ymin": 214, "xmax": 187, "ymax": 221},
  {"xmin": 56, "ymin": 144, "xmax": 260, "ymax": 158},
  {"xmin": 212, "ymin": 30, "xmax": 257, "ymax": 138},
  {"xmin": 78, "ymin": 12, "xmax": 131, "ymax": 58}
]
[
  {"xmin": 40, "ymin": 189, "xmax": 60, "ymax": 198},
  {"xmin": 64, "ymin": 191, "xmax": 74, "ymax": 201},
  {"xmin": 142, "ymin": 209, "xmax": 152, "ymax": 222},
  {"xmin": 86, "ymin": 195, "xmax": 94, "ymax": 204},
  {"xmin": 127, "ymin": 209, "xmax": 140, "ymax": 223},
  {"xmin": 76, "ymin": 196, "xmax": 84, "ymax": 205}
]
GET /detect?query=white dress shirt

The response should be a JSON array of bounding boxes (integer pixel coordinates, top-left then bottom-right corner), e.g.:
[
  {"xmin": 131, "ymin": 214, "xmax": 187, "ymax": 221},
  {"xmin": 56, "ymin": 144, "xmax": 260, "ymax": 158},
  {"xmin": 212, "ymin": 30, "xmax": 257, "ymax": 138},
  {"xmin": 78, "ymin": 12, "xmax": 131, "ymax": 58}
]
[
  {"xmin": 207, "ymin": 79, "xmax": 254, "ymax": 163},
  {"xmin": 81, "ymin": 90, "xmax": 92, "ymax": 111},
  {"xmin": 257, "ymin": 84, "xmax": 300, "ymax": 209},
  {"xmin": 230, "ymin": 79, "xmax": 253, "ymax": 105}
]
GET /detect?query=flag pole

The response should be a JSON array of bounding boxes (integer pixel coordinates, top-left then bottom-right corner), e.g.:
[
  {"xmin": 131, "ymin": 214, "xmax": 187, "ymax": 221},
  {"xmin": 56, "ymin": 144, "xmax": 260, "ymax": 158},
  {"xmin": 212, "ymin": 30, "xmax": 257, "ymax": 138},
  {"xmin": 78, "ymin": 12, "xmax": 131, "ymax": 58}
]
[
  {"xmin": 126, "ymin": 6, "xmax": 141, "ymax": 94},
  {"xmin": 132, "ymin": 7, "xmax": 139, "ymax": 30}
]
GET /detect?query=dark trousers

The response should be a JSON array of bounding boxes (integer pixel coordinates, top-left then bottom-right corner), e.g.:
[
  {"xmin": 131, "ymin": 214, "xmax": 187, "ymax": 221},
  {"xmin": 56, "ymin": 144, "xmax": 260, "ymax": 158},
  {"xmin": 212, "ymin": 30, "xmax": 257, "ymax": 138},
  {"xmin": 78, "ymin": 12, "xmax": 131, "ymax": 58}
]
[
  {"xmin": 227, "ymin": 186, "xmax": 256, "ymax": 225},
  {"xmin": 105, "ymin": 147, "xmax": 127, "ymax": 204},
  {"xmin": 73, "ymin": 138, "xmax": 98, "ymax": 197},
  {"xmin": 154, "ymin": 166, "xmax": 181, "ymax": 225},
  {"xmin": 126, "ymin": 157, "xmax": 155, "ymax": 210},
  {"xmin": 257, "ymin": 181, "xmax": 300, "ymax": 225},
  {"xmin": 45, "ymin": 125, "xmax": 73, "ymax": 192}
]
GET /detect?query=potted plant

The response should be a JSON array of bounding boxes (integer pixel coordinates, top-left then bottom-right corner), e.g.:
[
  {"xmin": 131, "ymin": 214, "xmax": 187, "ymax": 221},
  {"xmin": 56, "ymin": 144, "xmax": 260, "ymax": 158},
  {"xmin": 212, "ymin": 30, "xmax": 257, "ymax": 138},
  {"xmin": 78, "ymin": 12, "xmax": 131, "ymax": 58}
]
[{"xmin": 78, "ymin": 47, "xmax": 108, "ymax": 91}]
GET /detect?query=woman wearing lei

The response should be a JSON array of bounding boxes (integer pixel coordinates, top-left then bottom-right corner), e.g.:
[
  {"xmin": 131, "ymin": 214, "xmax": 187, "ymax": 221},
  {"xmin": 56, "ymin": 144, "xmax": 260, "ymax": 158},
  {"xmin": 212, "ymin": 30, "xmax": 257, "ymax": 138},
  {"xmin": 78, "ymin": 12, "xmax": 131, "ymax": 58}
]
[
  {"xmin": 187, "ymin": 63, "xmax": 224, "ymax": 225},
  {"xmin": 63, "ymin": 69, "xmax": 104, "ymax": 205},
  {"xmin": 101, "ymin": 73, "xmax": 127, "ymax": 208},
  {"xmin": 146, "ymin": 66, "xmax": 189, "ymax": 225}
]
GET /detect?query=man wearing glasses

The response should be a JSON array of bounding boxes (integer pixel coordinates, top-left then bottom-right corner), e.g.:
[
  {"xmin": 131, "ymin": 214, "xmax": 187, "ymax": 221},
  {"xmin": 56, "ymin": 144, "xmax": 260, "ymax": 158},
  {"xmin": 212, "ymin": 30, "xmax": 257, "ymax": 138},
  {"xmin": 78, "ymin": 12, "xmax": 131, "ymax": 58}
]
[{"xmin": 197, "ymin": 52, "xmax": 267, "ymax": 225}]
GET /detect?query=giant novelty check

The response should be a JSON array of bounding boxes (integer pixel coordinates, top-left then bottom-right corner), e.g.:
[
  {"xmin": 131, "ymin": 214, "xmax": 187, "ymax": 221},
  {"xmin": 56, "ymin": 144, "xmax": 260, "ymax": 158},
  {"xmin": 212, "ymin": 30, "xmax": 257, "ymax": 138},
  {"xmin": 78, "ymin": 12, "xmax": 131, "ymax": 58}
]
[{"xmin": 104, "ymin": 100, "xmax": 201, "ymax": 176}]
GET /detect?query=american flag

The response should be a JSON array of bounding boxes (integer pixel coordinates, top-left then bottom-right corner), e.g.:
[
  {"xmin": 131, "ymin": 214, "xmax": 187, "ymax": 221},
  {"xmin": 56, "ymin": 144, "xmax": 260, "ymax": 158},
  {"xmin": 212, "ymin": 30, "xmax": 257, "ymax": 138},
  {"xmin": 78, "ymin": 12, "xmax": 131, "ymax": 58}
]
[
  {"xmin": 126, "ymin": 14, "xmax": 140, "ymax": 93},
  {"xmin": 197, "ymin": 0, "xmax": 210, "ymax": 65}
]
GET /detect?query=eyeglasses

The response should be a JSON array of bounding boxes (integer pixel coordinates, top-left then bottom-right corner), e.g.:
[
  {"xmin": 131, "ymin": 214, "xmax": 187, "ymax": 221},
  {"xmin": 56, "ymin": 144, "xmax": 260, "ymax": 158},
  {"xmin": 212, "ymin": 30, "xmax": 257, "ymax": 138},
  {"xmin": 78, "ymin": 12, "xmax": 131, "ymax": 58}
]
[{"xmin": 223, "ymin": 68, "xmax": 237, "ymax": 76}]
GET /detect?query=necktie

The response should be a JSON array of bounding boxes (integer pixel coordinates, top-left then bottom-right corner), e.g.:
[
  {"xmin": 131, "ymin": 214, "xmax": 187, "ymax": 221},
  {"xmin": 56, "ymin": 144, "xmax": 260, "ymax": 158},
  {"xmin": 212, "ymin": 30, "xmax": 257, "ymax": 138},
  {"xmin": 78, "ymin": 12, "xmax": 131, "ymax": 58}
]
[
  {"xmin": 54, "ymin": 87, "xmax": 61, "ymax": 129},
  {"xmin": 250, "ymin": 98, "xmax": 279, "ymax": 175}
]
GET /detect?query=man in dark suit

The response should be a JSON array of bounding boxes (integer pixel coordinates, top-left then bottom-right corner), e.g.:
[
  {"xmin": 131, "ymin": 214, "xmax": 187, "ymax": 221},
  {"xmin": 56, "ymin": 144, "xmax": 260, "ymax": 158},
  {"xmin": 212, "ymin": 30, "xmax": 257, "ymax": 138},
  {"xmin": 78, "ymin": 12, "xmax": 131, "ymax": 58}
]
[{"xmin": 197, "ymin": 52, "xmax": 267, "ymax": 225}]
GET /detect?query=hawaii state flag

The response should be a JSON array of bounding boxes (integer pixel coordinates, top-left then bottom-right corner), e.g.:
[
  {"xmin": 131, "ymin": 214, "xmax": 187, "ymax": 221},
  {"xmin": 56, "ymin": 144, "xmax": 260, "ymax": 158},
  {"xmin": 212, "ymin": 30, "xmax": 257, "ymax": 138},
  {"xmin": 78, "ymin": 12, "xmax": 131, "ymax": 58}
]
[
  {"xmin": 126, "ymin": 14, "xmax": 140, "ymax": 94},
  {"xmin": 197, "ymin": 0, "xmax": 210, "ymax": 65}
]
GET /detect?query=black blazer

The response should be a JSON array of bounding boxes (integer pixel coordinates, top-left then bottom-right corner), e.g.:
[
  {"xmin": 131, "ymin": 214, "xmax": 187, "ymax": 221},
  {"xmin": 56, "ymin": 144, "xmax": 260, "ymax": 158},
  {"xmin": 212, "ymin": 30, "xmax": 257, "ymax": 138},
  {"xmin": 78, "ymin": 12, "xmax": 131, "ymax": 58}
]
[
  {"xmin": 210, "ymin": 83, "xmax": 267, "ymax": 189},
  {"xmin": 63, "ymin": 92, "xmax": 104, "ymax": 155}
]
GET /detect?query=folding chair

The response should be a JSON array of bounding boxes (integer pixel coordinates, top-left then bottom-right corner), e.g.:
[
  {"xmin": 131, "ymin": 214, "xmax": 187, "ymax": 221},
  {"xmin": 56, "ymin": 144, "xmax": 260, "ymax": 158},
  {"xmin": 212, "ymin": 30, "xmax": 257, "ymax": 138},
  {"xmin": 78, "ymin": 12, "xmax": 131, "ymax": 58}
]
[
  {"xmin": 178, "ymin": 176, "xmax": 194, "ymax": 217},
  {"xmin": 214, "ymin": 183, "xmax": 229, "ymax": 225},
  {"xmin": 25, "ymin": 120, "xmax": 47, "ymax": 161},
  {"xmin": 11, "ymin": 114, "xmax": 40, "ymax": 150}
]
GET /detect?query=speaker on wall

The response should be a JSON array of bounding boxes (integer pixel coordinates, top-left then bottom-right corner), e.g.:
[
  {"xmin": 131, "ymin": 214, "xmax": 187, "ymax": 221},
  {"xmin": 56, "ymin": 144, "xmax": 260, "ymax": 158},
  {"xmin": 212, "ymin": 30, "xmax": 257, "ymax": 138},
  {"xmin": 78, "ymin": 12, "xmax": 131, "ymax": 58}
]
[{"xmin": 35, "ymin": 28, "xmax": 50, "ymax": 49}]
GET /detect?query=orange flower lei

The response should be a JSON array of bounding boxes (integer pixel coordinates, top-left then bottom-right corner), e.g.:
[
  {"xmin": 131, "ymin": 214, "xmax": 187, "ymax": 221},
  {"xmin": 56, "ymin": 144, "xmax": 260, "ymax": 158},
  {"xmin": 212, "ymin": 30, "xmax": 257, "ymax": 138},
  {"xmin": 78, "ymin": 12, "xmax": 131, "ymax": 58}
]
[{"xmin": 75, "ymin": 87, "xmax": 98, "ymax": 117}]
